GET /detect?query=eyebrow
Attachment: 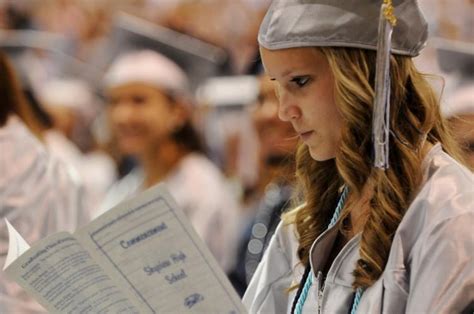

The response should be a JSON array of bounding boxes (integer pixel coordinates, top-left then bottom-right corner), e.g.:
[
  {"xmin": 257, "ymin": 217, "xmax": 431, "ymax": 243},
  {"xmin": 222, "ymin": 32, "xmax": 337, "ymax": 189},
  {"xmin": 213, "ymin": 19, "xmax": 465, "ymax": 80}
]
[
  {"xmin": 273, "ymin": 68, "xmax": 308, "ymax": 80},
  {"xmin": 281, "ymin": 69, "xmax": 297, "ymax": 78}
]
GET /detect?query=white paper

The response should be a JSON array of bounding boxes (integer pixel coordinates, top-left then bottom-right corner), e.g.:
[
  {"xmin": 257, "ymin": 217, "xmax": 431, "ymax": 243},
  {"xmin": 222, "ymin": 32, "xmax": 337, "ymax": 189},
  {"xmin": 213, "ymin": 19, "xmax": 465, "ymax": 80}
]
[
  {"xmin": 3, "ymin": 218, "xmax": 30, "ymax": 270},
  {"xmin": 3, "ymin": 184, "xmax": 246, "ymax": 313},
  {"xmin": 78, "ymin": 184, "xmax": 245, "ymax": 313},
  {"xmin": 4, "ymin": 232, "xmax": 140, "ymax": 313}
]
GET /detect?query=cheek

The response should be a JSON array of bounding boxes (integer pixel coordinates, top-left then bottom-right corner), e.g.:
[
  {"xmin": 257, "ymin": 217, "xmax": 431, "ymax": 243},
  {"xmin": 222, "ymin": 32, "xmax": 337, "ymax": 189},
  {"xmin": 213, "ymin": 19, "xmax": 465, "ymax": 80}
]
[
  {"xmin": 108, "ymin": 107, "xmax": 124, "ymax": 129},
  {"xmin": 144, "ymin": 105, "xmax": 175, "ymax": 135},
  {"xmin": 307, "ymin": 89, "xmax": 339, "ymax": 122},
  {"xmin": 323, "ymin": 104, "xmax": 344, "ymax": 141}
]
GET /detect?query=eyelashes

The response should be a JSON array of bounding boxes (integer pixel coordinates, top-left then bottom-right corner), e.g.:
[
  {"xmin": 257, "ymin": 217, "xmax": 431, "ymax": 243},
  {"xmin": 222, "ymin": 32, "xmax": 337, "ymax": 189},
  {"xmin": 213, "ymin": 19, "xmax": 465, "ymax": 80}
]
[
  {"xmin": 269, "ymin": 76, "xmax": 311, "ymax": 87},
  {"xmin": 269, "ymin": 75, "xmax": 312, "ymax": 96},
  {"xmin": 290, "ymin": 76, "xmax": 311, "ymax": 88}
]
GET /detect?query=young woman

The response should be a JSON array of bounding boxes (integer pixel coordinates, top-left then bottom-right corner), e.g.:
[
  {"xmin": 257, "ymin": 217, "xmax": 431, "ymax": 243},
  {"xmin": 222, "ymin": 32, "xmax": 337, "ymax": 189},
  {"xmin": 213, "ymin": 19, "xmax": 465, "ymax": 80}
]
[
  {"xmin": 99, "ymin": 50, "xmax": 241, "ymax": 273},
  {"xmin": 0, "ymin": 52, "xmax": 87, "ymax": 313},
  {"xmin": 243, "ymin": 0, "xmax": 474, "ymax": 313}
]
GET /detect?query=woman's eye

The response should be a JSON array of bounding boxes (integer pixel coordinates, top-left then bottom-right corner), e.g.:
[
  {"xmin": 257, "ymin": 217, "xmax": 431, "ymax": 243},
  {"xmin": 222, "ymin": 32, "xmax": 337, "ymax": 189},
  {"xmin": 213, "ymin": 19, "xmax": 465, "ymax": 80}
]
[
  {"xmin": 290, "ymin": 76, "xmax": 310, "ymax": 87},
  {"xmin": 131, "ymin": 95, "xmax": 146, "ymax": 105},
  {"xmin": 108, "ymin": 98, "xmax": 118, "ymax": 106}
]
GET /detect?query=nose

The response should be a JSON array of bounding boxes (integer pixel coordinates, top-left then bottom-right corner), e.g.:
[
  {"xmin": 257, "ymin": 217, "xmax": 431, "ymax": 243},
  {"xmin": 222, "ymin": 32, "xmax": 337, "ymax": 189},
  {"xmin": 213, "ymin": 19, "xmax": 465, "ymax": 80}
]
[
  {"xmin": 110, "ymin": 102, "xmax": 134, "ymax": 127},
  {"xmin": 277, "ymin": 92, "xmax": 301, "ymax": 122}
]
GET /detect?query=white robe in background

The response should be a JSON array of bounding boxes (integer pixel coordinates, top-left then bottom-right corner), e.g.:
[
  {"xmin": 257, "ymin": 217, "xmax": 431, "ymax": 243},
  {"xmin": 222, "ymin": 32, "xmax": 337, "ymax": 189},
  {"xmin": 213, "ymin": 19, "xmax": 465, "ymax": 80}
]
[
  {"xmin": 98, "ymin": 153, "xmax": 242, "ymax": 273},
  {"xmin": 0, "ymin": 116, "xmax": 88, "ymax": 313}
]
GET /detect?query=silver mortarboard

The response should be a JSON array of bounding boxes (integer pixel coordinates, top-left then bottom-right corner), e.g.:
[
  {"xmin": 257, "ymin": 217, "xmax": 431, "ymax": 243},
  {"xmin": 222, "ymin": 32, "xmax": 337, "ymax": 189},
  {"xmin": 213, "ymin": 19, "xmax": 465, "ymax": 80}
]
[
  {"xmin": 258, "ymin": 0, "xmax": 429, "ymax": 169},
  {"xmin": 258, "ymin": 0, "xmax": 427, "ymax": 56}
]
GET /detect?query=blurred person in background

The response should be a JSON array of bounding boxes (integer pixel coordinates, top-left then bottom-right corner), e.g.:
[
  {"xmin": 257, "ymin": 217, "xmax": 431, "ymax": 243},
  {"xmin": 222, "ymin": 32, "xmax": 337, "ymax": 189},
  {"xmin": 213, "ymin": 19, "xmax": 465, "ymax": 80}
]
[
  {"xmin": 37, "ymin": 79, "xmax": 117, "ymax": 214},
  {"xmin": 248, "ymin": 75, "xmax": 298, "ymax": 205},
  {"xmin": 70, "ymin": 2, "xmax": 111, "ymax": 63},
  {"xmin": 229, "ymin": 74, "xmax": 298, "ymax": 295},
  {"xmin": 418, "ymin": 0, "xmax": 473, "ymax": 42},
  {"xmin": 443, "ymin": 84, "xmax": 474, "ymax": 168},
  {"xmin": 160, "ymin": 0, "xmax": 270, "ymax": 74},
  {"xmin": 0, "ymin": 51, "xmax": 87, "ymax": 313},
  {"xmin": 416, "ymin": 0, "xmax": 474, "ymax": 169},
  {"xmin": 99, "ymin": 50, "xmax": 241, "ymax": 273},
  {"xmin": 415, "ymin": 0, "xmax": 473, "ymax": 102},
  {"xmin": 0, "ymin": 3, "xmax": 6, "ymax": 29},
  {"xmin": 32, "ymin": 0, "xmax": 86, "ymax": 38},
  {"xmin": 0, "ymin": 2, "xmax": 30, "ymax": 30}
]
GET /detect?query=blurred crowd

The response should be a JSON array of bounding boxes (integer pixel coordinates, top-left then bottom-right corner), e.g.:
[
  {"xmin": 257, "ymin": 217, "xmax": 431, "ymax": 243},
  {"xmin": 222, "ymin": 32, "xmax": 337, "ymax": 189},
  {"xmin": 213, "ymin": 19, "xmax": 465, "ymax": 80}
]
[{"xmin": 0, "ymin": 0, "xmax": 473, "ymax": 312}]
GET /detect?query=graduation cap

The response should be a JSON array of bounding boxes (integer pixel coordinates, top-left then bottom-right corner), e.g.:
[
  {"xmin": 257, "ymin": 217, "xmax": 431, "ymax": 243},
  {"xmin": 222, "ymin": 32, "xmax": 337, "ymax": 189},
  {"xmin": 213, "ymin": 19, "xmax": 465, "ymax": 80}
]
[
  {"xmin": 431, "ymin": 37, "xmax": 474, "ymax": 77},
  {"xmin": 103, "ymin": 12, "xmax": 229, "ymax": 92},
  {"xmin": 0, "ymin": 30, "xmax": 67, "ymax": 53},
  {"xmin": 0, "ymin": 30, "xmax": 103, "ymax": 86},
  {"xmin": 196, "ymin": 76, "xmax": 259, "ymax": 109},
  {"xmin": 258, "ymin": 0, "xmax": 428, "ymax": 170}
]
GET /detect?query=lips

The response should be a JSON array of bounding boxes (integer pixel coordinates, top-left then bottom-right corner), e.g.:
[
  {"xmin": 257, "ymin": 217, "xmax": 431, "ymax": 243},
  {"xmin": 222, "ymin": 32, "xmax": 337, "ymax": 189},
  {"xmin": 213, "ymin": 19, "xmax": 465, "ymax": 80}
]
[
  {"xmin": 299, "ymin": 130, "xmax": 314, "ymax": 141},
  {"xmin": 115, "ymin": 126, "xmax": 144, "ymax": 138}
]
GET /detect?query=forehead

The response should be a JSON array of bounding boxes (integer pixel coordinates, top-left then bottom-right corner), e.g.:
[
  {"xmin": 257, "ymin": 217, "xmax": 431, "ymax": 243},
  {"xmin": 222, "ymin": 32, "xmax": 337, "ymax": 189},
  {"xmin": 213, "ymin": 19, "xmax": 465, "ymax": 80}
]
[
  {"xmin": 259, "ymin": 46, "xmax": 327, "ymax": 77},
  {"xmin": 108, "ymin": 82, "xmax": 166, "ymax": 96}
]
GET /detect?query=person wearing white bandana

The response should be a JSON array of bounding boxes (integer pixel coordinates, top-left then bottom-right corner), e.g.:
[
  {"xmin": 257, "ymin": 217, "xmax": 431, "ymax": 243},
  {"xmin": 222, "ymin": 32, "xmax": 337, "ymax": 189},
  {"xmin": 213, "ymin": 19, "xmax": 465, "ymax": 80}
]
[{"xmin": 99, "ymin": 50, "xmax": 241, "ymax": 274}]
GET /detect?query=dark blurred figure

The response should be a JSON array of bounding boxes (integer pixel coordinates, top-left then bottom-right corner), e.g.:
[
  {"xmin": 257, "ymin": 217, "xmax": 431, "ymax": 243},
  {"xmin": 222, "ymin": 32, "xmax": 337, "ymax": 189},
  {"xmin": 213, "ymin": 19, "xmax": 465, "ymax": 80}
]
[
  {"xmin": 229, "ymin": 75, "xmax": 298, "ymax": 295},
  {"xmin": 0, "ymin": 2, "xmax": 31, "ymax": 29}
]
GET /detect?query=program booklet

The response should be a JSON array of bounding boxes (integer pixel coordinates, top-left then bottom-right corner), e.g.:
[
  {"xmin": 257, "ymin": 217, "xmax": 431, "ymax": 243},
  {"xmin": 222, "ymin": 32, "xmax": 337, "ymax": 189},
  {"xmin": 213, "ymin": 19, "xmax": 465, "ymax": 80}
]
[{"xmin": 3, "ymin": 184, "xmax": 246, "ymax": 313}]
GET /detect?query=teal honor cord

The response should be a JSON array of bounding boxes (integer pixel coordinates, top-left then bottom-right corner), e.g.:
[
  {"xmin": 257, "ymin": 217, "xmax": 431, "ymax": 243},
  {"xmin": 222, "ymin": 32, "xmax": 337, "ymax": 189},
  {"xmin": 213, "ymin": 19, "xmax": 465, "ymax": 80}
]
[{"xmin": 294, "ymin": 187, "xmax": 364, "ymax": 314}]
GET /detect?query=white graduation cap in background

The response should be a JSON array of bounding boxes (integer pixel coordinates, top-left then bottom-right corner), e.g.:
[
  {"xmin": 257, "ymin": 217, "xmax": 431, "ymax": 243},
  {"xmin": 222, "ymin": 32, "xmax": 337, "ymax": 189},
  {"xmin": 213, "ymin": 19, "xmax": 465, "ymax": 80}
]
[
  {"xmin": 103, "ymin": 12, "xmax": 229, "ymax": 92},
  {"xmin": 432, "ymin": 37, "xmax": 474, "ymax": 77},
  {"xmin": 196, "ymin": 75, "xmax": 259, "ymax": 108},
  {"xmin": 0, "ymin": 29, "xmax": 103, "ymax": 88}
]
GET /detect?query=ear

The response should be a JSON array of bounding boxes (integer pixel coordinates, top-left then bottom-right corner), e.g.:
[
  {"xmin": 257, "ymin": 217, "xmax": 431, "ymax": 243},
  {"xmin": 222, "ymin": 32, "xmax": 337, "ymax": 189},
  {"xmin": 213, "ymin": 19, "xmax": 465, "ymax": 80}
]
[{"xmin": 169, "ymin": 97, "xmax": 191, "ymax": 131}]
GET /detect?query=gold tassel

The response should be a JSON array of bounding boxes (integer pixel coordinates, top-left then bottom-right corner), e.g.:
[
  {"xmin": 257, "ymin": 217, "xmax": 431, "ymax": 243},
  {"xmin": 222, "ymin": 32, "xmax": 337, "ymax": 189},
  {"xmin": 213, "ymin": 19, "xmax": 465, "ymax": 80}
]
[{"xmin": 383, "ymin": 0, "xmax": 397, "ymax": 26}]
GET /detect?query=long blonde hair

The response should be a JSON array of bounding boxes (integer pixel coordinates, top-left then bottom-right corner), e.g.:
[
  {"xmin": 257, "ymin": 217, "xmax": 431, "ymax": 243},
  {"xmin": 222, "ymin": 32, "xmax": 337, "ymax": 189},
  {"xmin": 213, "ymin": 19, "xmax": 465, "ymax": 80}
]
[{"xmin": 285, "ymin": 47, "xmax": 467, "ymax": 289}]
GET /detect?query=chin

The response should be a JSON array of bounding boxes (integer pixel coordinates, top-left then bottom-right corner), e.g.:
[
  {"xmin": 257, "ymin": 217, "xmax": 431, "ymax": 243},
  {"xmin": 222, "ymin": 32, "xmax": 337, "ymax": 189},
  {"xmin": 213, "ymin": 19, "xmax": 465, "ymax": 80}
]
[
  {"xmin": 308, "ymin": 147, "xmax": 336, "ymax": 161},
  {"xmin": 118, "ymin": 142, "xmax": 144, "ymax": 157}
]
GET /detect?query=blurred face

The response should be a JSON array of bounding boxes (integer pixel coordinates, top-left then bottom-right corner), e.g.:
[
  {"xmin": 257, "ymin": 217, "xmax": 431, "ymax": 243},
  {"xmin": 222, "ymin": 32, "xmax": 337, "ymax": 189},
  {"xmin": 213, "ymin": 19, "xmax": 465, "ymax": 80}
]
[
  {"xmin": 260, "ymin": 47, "xmax": 343, "ymax": 161},
  {"xmin": 107, "ymin": 83, "xmax": 182, "ymax": 156},
  {"xmin": 251, "ymin": 75, "xmax": 297, "ymax": 161},
  {"xmin": 45, "ymin": 105, "xmax": 76, "ymax": 137}
]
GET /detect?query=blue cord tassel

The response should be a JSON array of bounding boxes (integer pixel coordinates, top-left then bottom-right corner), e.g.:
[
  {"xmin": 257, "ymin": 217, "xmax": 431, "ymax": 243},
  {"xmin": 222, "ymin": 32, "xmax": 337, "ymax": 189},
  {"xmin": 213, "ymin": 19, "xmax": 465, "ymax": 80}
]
[
  {"xmin": 294, "ymin": 274, "xmax": 313, "ymax": 314},
  {"xmin": 329, "ymin": 187, "xmax": 349, "ymax": 228},
  {"xmin": 294, "ymin": 187, "xmax": 366, "ymax": 313},
  {"xmin": 350, "ymin": 288, "xmax": 364, "ymax": 314}
]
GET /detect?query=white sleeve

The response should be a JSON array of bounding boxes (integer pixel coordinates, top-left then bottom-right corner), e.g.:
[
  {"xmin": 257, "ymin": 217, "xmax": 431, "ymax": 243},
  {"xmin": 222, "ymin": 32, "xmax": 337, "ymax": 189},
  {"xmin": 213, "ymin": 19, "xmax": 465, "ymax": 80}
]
[
  {"xmin": 243, "ymin": 222, "xmax": 296, "ymax": 314},
  {"xmin": 406, "ymin": 212, "xmax": 474, "ymax": 313}
]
